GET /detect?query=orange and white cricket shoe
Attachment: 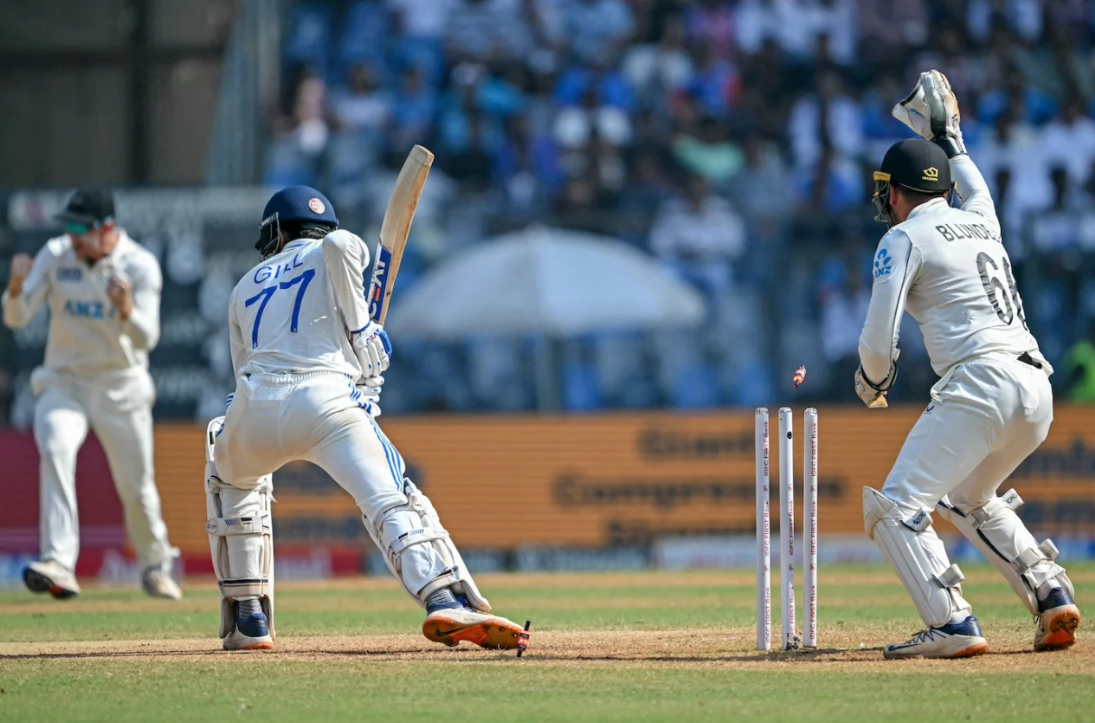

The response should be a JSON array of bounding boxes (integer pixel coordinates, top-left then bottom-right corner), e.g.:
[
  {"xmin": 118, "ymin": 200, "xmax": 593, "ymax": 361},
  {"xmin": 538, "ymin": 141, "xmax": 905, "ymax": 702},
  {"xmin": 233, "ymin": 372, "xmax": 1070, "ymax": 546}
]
[
  {"xmin": 223, "ymin": 612, "xmax": 275, "ymax": 651},
  {"xmin": 423, "ymin": 606, "xmax": 528, "ymax": 650},
  {"xmin": 883, "ymin": 615, "xmax": 989, "ymax": 659},
  {"xmin": 1034, "ymin": 588, "xmax": 1080, "ymax": 652}
]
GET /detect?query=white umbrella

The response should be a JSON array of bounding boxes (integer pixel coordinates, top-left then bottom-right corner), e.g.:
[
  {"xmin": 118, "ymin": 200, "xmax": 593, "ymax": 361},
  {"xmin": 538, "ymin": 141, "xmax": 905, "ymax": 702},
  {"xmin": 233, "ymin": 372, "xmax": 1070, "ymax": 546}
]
[{"xmin": 386, "ymin": 226, "xmax": 706, "ymax": 339}]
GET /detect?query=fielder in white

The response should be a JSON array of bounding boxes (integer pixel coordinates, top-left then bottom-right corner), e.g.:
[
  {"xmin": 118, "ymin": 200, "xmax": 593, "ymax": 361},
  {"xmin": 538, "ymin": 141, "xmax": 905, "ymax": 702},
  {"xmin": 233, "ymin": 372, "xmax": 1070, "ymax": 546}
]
[
  {"xmin": 2, "ymin": 188, "xmax": 181, "ymax": 600},
  {"xmin": 856, "ymin": 71, "xmax": 1079, "ymax": 659},
  {"xmin": 205, "ymin": 186, "xmax": 527, "ymax": 651}
]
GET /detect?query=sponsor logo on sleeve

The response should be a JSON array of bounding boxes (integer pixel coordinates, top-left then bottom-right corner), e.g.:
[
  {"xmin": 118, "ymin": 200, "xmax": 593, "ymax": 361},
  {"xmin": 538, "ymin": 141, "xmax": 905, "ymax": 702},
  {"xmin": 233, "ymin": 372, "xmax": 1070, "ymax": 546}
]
[{"xmin": 873, "ymin": 248, "xmax": 894, "ymax": 281}]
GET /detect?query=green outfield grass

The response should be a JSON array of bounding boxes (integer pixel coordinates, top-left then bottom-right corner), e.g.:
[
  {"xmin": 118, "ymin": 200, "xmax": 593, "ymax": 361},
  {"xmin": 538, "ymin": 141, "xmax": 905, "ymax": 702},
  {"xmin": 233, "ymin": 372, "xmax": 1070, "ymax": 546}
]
[{"xmin": 1, "ymin": 564, "xmax": 1093, "ymax": 722}]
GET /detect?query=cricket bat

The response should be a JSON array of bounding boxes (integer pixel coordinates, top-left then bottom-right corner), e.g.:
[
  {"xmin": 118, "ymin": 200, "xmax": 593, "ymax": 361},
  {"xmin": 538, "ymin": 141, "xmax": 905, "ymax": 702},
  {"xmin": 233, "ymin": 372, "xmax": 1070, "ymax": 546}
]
[{"xmin": 368, "ymin": 144, "xmax": 434, "ymax": 324}]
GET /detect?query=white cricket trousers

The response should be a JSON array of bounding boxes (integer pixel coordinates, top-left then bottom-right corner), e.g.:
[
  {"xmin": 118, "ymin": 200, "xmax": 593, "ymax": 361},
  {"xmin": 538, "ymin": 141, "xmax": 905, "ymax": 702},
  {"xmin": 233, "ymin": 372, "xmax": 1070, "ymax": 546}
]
[
  {"xmin": 31, "ymin": 367, "xmax": 174, "ymax": 571},
  {"xmin": 881, "ymin": 354, "xmax": 1053, "ymax": 560},
  {"xmin": 215, "ymin": 371, "xmax": 448, "ymax": 587}
]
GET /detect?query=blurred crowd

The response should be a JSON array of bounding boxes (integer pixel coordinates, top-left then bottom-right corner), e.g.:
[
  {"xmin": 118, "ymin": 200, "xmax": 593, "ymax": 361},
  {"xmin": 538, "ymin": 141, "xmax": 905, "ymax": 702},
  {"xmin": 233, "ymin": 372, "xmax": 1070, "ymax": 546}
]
[{"xmin": 266, "ymin": 0, "xmax": 1095, "ymax": 412}]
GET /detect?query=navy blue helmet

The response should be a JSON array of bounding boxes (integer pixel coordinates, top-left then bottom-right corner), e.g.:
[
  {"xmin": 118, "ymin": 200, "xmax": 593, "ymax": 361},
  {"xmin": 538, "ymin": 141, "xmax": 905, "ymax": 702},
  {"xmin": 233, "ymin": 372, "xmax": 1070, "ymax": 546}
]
[{"xmin": 255, "ymin": 186, "xmax": 339, "ymax": 258}]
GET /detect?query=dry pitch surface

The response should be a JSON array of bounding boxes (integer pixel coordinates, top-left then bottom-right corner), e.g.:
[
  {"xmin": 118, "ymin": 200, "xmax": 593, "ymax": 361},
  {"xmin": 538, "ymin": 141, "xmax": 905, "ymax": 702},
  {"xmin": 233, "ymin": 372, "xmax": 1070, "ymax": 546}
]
[{"xmin": 1, "ymin": 565, "xmax": 1093, "ymax": 722}]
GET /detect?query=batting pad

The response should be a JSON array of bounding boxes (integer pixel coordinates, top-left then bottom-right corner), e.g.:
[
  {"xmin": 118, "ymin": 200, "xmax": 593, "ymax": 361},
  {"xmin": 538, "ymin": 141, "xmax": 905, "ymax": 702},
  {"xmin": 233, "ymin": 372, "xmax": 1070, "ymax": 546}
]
[
  {"xmin": 367, "ymin": 478, "xmax": 491, "ymax": 613},
  {"xmin": 937, "ymin": 491, "xmax": 1071, "ymax": 616},
  {"xmin": 863, "ymin": 487, "xmax": 972, "ymax": 628},
  {"xmin": 205, "ymin": 417, "xmax": 275, "ymax": 639}
]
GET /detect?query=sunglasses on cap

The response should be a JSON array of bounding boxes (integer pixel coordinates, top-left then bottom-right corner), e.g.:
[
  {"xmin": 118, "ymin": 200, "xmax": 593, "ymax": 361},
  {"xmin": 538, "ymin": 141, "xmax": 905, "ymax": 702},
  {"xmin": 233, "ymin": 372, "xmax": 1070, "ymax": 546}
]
[{"xmin": 63, "ymin": 220, "xmax": 107, "ymax": 236}]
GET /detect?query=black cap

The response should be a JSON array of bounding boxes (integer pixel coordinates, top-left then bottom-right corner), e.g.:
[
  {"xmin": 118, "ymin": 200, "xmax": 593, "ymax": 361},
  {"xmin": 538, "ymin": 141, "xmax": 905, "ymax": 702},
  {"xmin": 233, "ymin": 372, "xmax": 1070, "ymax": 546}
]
[
  {"xmin": 877, "ymin": 138, "xmax": 951, "ymax": 194},
  {"xmin": 56, "ymin": 188, "xmax": 115, "ymax": 228}
]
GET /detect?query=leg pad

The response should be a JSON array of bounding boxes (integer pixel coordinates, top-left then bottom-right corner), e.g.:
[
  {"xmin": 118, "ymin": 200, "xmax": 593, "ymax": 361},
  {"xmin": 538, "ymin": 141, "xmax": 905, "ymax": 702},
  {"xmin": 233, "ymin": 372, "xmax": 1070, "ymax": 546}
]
[
  {"xmin": 864, "ymin": 487, "xmax": 972, "ymax": 628},
  {"xmin": 937, "ymin": 491, "xmax": 1070, "ymax": 617},
  {"xmin": 205, "ymin": 417, "xmax": 276, "ymax": 639},
  {"xmin": 366, "ymin": 478, "xmax": 491, "ymax": 612}
]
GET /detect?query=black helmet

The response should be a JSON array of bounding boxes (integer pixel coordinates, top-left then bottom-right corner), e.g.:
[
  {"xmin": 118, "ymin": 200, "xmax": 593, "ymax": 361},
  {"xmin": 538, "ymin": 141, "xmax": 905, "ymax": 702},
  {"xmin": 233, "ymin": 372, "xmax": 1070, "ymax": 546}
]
[{"xmin": 872, "ymin": 138, "xmax": 952, "ymax": 229}]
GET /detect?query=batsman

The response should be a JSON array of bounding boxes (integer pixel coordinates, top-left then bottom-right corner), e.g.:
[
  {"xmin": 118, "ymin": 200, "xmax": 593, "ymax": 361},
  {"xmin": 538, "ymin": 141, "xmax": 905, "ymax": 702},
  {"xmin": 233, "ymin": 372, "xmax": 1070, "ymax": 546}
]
[
  {"xmin": 857, "ymin": 71, "xmax": 1080, "ymax": 659},
  {"xmin": 204, "ymin": 183, "xmax": 528, "ymax": 651}
]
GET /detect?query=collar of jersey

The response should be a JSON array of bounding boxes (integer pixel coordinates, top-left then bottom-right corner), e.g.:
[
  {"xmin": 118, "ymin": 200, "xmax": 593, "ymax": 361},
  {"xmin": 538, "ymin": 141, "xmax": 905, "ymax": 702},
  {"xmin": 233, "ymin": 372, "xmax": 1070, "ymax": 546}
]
[
  {"xmin": 282, "ymin": 239, "xmax": 314, "ymax": 253},
  {"xmin": 905, "ymin": 197, "xmax": 950, "ymax": 222}
]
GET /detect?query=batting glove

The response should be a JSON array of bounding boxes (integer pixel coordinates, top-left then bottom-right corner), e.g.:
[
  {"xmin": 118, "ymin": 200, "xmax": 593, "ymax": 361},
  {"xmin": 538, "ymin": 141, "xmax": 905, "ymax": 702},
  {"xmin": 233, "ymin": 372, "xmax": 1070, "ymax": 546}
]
[
  {"xmin": 352, "ymin": 321, "xmax": 392, "ymax": 376},
  {"xmin": 356, "ymin": 374, "xmax": 384, "ymax": 418}
]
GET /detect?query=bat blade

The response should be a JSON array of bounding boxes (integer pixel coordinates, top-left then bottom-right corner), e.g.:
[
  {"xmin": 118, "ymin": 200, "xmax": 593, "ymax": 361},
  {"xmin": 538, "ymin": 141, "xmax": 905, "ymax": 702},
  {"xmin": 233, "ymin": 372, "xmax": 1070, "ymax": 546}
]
[{"xmin": 369, "ymin": 144, "xmax": 434, "ymax": 325}]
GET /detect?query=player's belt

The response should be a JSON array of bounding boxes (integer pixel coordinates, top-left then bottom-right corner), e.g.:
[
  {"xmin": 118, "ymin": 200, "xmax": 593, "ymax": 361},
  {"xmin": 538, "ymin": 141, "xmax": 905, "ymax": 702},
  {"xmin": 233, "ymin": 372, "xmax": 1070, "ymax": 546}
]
[{"xmin": 1017, "ymin": 352, "xmax": 1042, "ymax": 370}]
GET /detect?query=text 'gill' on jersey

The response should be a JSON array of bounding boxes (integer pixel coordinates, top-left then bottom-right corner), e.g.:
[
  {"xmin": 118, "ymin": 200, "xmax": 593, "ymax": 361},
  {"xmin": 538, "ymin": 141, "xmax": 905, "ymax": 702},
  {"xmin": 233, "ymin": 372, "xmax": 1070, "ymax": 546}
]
[{"xmin": 228, "ymin": 230, "xmax": 373, "ymax": 379}]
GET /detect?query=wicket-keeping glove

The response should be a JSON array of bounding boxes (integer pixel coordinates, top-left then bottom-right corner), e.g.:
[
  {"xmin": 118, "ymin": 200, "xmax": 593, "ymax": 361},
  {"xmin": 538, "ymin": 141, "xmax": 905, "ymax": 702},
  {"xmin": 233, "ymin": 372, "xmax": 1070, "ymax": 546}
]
[
  {"xmin": 854, "ymin": 350, "xmax": 899, "ymax": 409},
  {"xmin": 893, "ymin": 69, "xmax": 966, "ymax": 158}
]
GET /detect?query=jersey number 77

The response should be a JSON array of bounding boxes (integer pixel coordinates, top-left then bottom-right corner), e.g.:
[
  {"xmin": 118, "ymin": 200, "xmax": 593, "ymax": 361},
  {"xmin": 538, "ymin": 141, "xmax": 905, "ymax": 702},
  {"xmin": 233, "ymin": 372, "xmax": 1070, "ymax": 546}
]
[{"xmin": 244, "ymin": 269, "xmax": 315, "ymax": 348}]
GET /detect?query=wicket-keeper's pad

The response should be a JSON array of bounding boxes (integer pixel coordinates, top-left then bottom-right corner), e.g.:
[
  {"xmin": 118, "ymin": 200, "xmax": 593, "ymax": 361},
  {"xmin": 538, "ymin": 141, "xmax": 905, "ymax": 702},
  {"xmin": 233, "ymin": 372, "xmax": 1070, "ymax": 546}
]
[
  {"xmin": 864, "ymin": 487, "xmax": 972, "ymax": 628},
  {"xmin": 937, "ymin": 491, "xmax": 1072, "ymax": 617},
  {"xmin": 367, "ymin": 478, "xmax": 491, "ymax": 612},
  {"xmin": 205, "ymin": 417, "xmax": 275, "ymax": 639}
]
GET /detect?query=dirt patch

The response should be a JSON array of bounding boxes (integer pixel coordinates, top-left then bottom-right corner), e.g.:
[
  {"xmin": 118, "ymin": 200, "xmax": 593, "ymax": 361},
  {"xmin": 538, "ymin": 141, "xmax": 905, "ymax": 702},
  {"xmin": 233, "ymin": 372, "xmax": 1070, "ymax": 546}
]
[{"xmin": 1, "ymin": 628, "xmax": 1089, "ymax": 674}]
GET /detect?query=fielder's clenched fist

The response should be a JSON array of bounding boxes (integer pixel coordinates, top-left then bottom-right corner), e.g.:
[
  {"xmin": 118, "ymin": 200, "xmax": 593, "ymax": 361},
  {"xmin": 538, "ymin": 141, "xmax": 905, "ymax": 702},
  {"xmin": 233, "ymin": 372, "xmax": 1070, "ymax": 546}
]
[
  {"xmin": 7, "ymin": 253, "xmax": 32, "ymax": 295},
  {"xmin": 107, "ymin": 276, "xmax": 133, "ymax": 320}
]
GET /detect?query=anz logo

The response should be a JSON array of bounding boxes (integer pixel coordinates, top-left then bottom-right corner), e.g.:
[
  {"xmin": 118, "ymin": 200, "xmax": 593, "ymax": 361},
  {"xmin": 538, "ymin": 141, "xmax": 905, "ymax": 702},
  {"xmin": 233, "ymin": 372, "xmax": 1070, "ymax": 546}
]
[
  {"xmin": 63, "ymin": 300, "xmax": 115, "ymax": 319},
  {"xmin": 874, "ymin": 248, "xmax": 894, "ymax": 280}
]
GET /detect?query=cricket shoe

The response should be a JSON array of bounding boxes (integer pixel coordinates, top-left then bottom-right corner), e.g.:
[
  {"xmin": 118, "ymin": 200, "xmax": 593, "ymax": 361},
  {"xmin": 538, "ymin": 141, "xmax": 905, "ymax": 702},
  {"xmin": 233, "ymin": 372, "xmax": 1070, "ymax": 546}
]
[
  {"xmin": 142, "ymin": 565, "xmax": 183, "ymax": 600},
  {"xmin": 223, "ymin": 611, "xmax": 275, "ymax": 651},
  {"xmin": 1034, "ymin": 587, "xmax": 1080, "ymax": 652},
  {"xmin": 23, "ymin": 560, "xmax": 81, "ymax": 599},
  {"xmin": 423, "ymin": 605, "xmax": 527, "ymax": 650},
  {"xmin": 883, "ymin": 615, "xmax": 989, "ymax": 660}
]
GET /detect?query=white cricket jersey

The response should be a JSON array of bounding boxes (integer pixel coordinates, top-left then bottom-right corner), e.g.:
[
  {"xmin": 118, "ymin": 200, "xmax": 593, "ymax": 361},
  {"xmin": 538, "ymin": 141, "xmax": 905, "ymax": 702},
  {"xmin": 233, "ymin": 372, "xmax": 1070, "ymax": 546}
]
[
  {"xmin": 229, "ymin": 230, "xmax": 373, "ymax": 378},
  {"xmin": 1, "ymin": 230, "xmax": 161, "ymax": 374},
  {"xmin": 859, "ymin": 155, "xmax": 1047, "ymax": 382}
]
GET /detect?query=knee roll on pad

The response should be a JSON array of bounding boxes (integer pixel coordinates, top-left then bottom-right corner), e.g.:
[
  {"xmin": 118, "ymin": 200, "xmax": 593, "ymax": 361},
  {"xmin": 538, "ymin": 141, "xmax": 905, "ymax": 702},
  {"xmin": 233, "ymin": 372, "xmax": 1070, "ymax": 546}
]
[
  {"xmin": 366, "ymin": 478, "xmax": 490, "ymax": 612},
  {"xmin": 863, "ymin": 487, "xmax": 972, "ymax": 628},
  {"xmin": 204, "ymin": 417, "xmax": 276, "ymax": 639},
  {"xmin": 937, "ymin": 490, "xmax": 1071, "ymax": 617}
]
